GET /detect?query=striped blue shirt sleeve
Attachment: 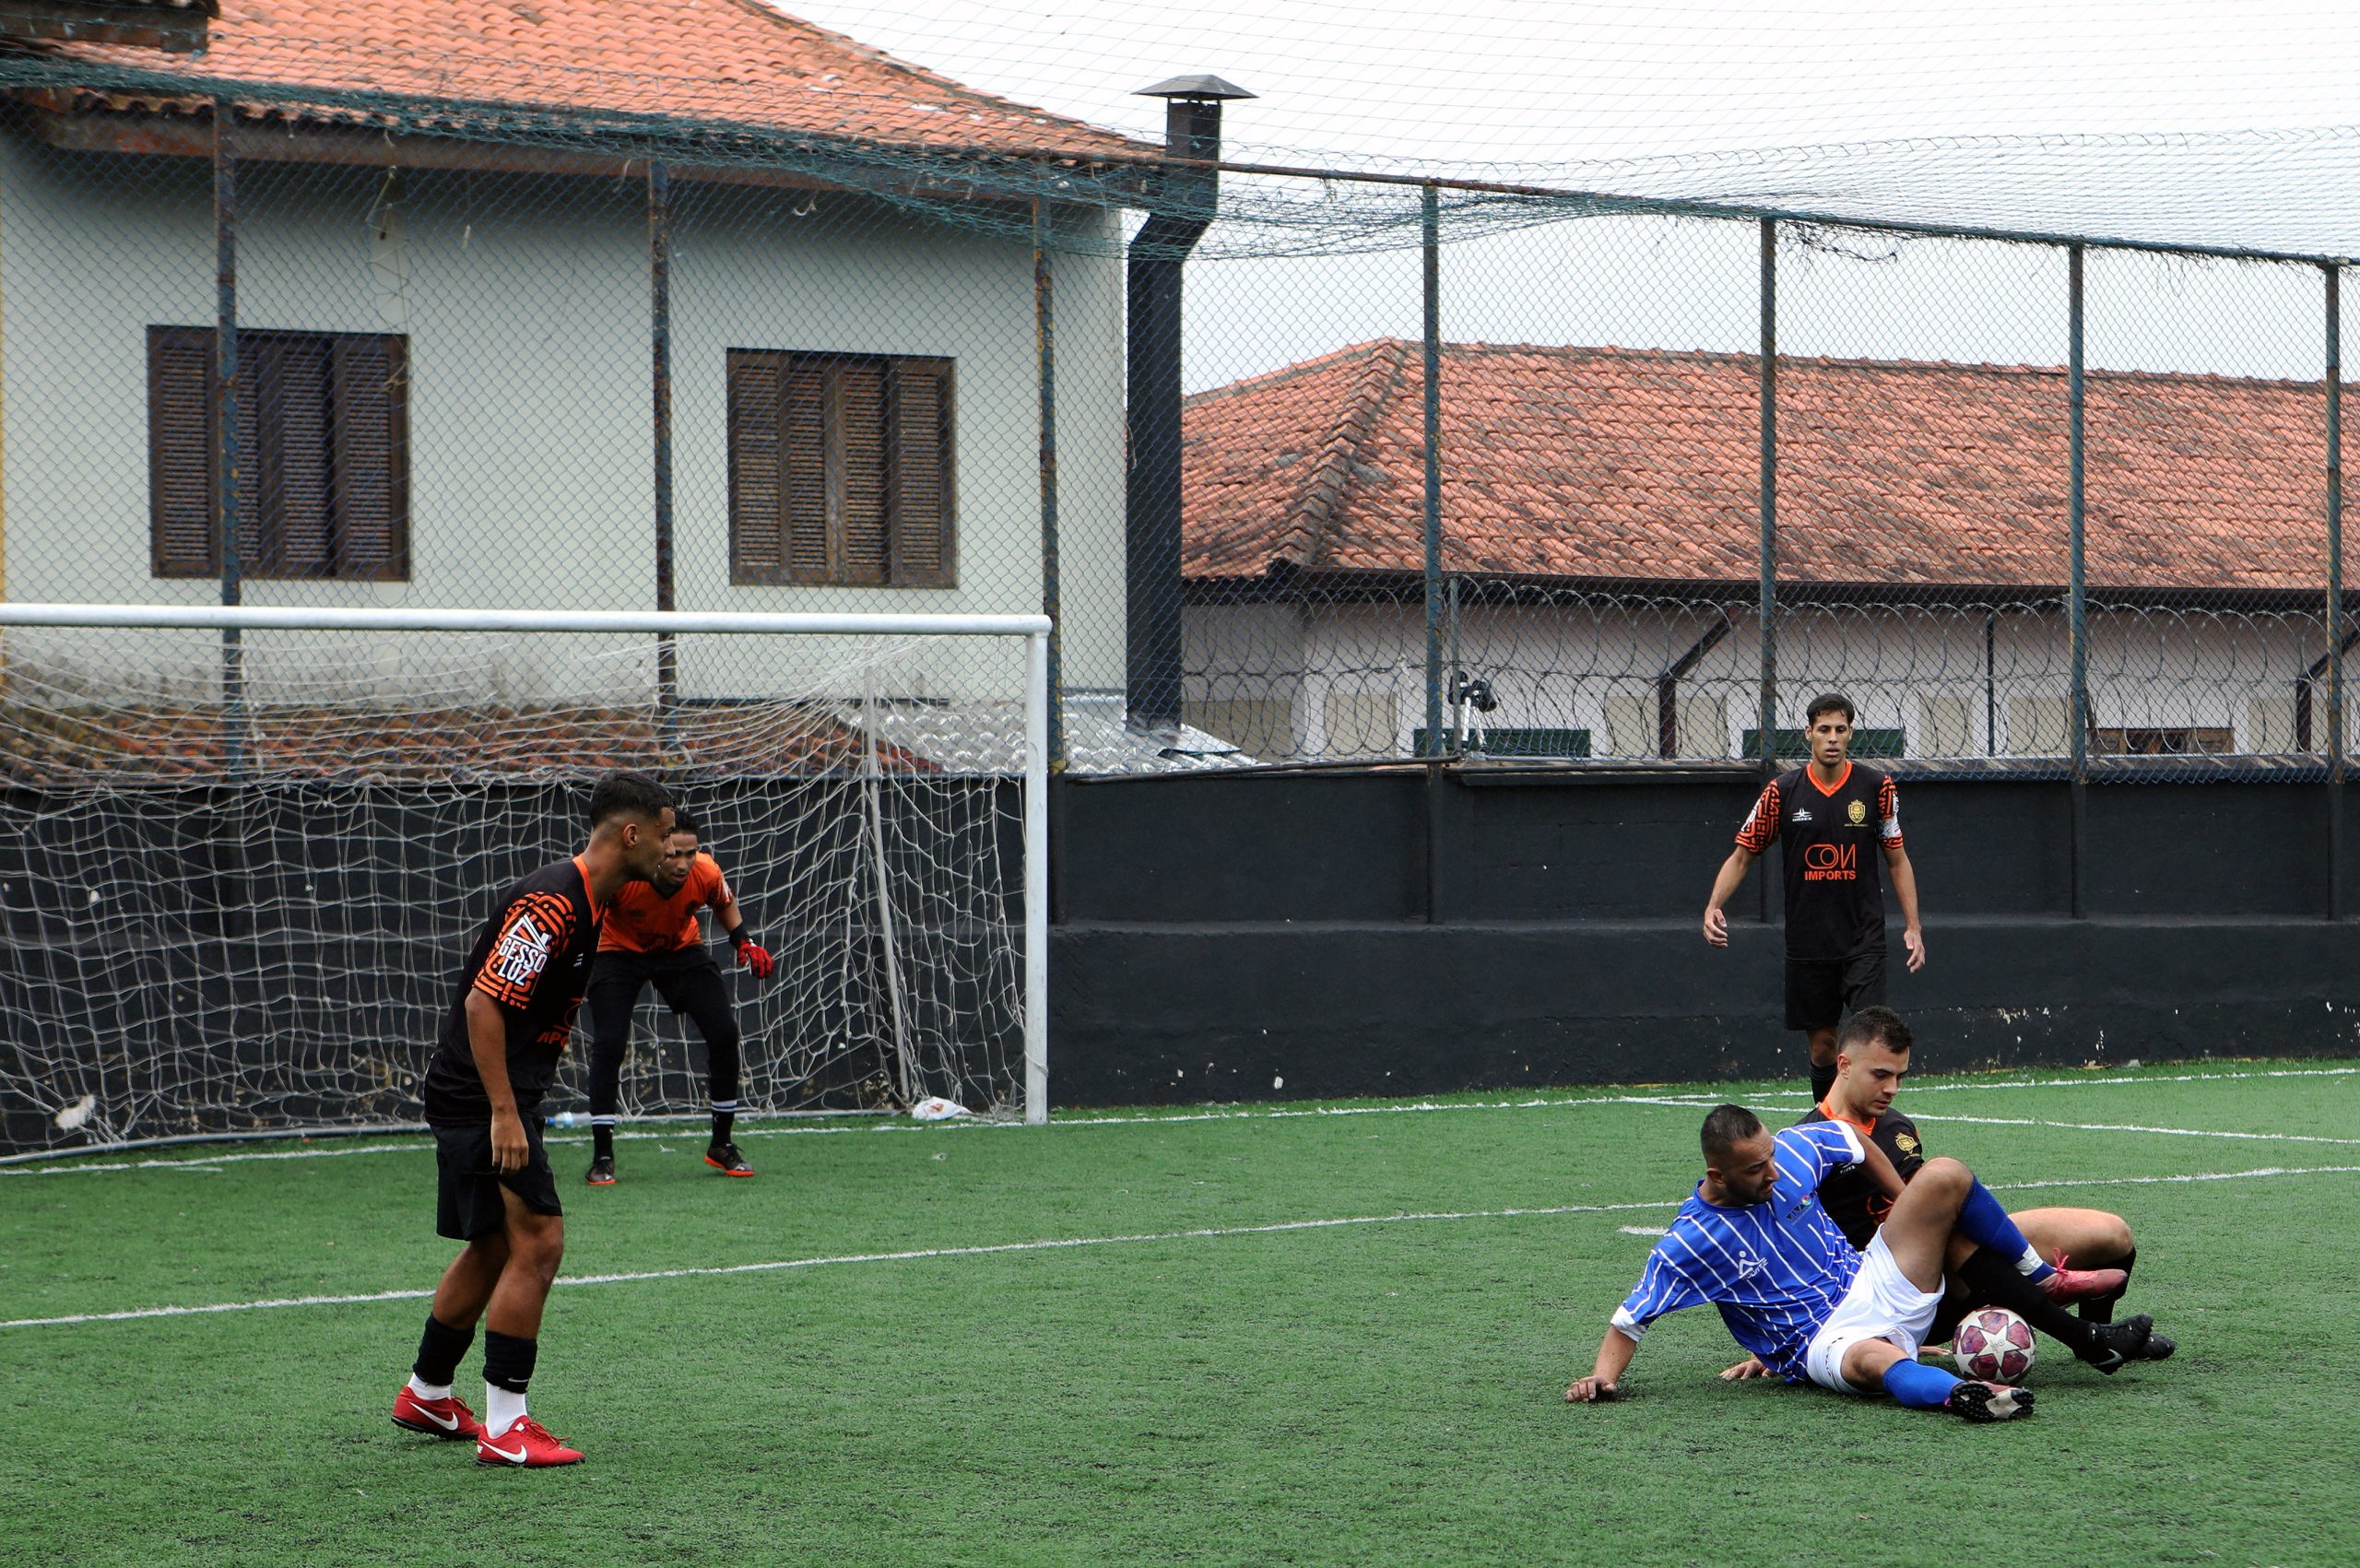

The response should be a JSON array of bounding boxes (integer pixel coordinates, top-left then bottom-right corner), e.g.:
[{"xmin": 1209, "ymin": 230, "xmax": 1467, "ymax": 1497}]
[
  {"xmin": 1610, "ymin": 1237, "xmax": 1707, "ymax": 1341},
  {"xmin": 1777, "ymin": 1120, "xmax": 1866, "ymax": 1190}
]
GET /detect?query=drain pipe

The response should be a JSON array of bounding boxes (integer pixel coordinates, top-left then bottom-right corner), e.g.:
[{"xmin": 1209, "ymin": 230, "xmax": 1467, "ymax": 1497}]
[
  {"xmin": 1658, "ymin": 607, "xmax": 1739, "ymax": 757},
  {"xmin": 2295, "ymin": 619, "xmax": 2360, "ymax": 749},
  {"xmin": 1124, "ymin": 74, "xmax": 1253, "ymax": 733}
]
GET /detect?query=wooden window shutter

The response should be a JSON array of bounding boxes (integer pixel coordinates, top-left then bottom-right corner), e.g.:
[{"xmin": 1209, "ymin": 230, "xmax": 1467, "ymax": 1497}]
[
  {"xmin": 834, "ymin": 360, "xmax": 889, "ymax": 586},
  {"xmin": 151, "ymin": 327, "xmax": 407, "ymax": 583},
  {"xmin": 783, "ymin": 360, "xmax": 830, "ymax": 584},
  {"xmin": 148, "ymin": 325, "xmax": 218, "ymax": 576},
  {"xmin": 328, "ymin": 335, "xmax": 408, "ymax": 580},
  {"xmin": 727, "ymin": 350, "xmax": 783, "ymax": 583},
  {"xmin": 256, "ymin": 335, "xmax": 331, "ymax": 578},
  {"xmin": 886, "ymin": 358, "xmax": 954, "ymax": 588}
]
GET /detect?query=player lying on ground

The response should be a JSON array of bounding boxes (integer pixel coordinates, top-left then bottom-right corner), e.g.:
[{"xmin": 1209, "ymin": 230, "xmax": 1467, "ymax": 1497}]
[
  {"xmin": 392, "ymin": 770, "xmax": 674, "ymax": 1468},
  {"xmin": 1564, "ymin": 1105, "xmax": 2174, "ymax": 1421},
  {"xmin": 583, "ymin": 806, "xmax": 776, "ymax": 1185},
  {"xmin": 1803, "ymin": 1008, "xmax": 2138, "ymax": 1317},
  {"xmin": 1717, "ymin": 1006, "xmax": 2145, "ymax": 1383}
]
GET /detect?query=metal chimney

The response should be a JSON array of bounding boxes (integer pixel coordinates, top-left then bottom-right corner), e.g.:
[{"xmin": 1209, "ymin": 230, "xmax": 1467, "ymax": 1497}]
[{"xmin": 1124, "ymin": 75, "xmax": 1254, "ymax": 734}]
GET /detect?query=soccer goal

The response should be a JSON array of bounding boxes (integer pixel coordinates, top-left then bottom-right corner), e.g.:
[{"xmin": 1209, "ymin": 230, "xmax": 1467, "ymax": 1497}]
[{"xmin": 0, "ymin": 604, "xmax": 1050, "ymax": 1157}]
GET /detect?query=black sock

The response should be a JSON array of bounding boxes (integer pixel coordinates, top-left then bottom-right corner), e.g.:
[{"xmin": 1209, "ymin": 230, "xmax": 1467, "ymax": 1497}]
[
  {"xmin": 1810, "ymin": 1060, "xmax": 1838, "ymax": 1104},
  {"xmin": 592, "ymin": 1123, "xmax": 615, "ymax": 1160},
  {"xmin": 2081, "ymin": 1246, "xmax": 2133, "ymax": 1323},
  {"xmin": 412, "ymin": 1312, "xmax": 475, "ymax": 1388},
  {"xmin": 482, "ymin": 1328, "xmax": 538, "ymax": 1396},
  {"xmin": 1956, "ymin": 1248, "xmax": 2098, "ymax": 1357},
  {"xmin": 711, "ymin": 1110, "xmax": 736, "ymax": 1147}
]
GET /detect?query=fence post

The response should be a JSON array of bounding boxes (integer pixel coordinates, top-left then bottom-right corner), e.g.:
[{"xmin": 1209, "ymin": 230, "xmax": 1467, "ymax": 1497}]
[
  {"xmin": 2329, "ymin": 263, "xmax": 2344, "ymax": 920},
  {"xmin": 1422, "ymin": 183, "xmax": 1445, "ymax": 758},
  {"xmin": 649, "ymin": 162, "xmax": 678, "ymax": 751},
  {"xmin": 1034, "ymin": 193, "xmax": 1064, "ymax": 771},
  {"xmin": 1757, "ymin": 218, "xmax": 1778, "ymax": 924},
  {"xmin": 2068, "ymin": 243, "xmax": 2088, "ymax": 920},
  {"xmin": 213, "ymin": 105, "xmax": 245, "ymax": 774}
]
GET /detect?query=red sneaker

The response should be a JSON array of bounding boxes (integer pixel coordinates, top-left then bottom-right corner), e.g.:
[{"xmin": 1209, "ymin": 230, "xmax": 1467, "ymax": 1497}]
[
  {"xmin": 2039, "ymin": 1255, "xmax": 2129, "ymax": 1307},
  {"xmin": 391, "ymin": 1385, "xmax": 485, "ymax": 1441},
  {"xmin": 477, "ymin": 1414, "xmax": 584, "ymax": 1468}
]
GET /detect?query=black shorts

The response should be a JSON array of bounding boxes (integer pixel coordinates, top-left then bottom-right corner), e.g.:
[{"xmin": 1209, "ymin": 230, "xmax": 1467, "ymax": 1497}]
[
  {"xmin": 1785, "ymin": 950, "xmax": 1887, "ymax": 1032},
  {"xmin": 591, "ymin": 949, "xmax": 729, "ymax": 1019},
  {"xmin": 432, "ymin": 1116, "xmax": 562, "ymax": 1241}
]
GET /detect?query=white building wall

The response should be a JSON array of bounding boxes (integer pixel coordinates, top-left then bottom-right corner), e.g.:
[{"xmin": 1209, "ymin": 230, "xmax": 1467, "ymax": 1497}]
[
  {"xmin": 0, "ymin": 137, "xmax": 1126, "ymax": 705},
  {"xmin": 1191, "ymin": 596, "xmax": 2345, "ymax": 761}
]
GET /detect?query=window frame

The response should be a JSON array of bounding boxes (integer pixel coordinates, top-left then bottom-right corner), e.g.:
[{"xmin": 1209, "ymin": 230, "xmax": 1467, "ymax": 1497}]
[
  {"xmin": 148, "ymin": 324, "xmax": 410, "ymax": 583},
  {"xmin": 726, "ymin": 348, "xmax": 957, "ymax": 590}
]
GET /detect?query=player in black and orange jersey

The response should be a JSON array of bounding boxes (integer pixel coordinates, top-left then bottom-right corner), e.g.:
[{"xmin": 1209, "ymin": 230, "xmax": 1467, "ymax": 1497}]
[
  {"xmin": 1702, "ymin": 691, "xmax": 1925, "ymax": 1102},
  {"xmin": 1800, "ymin": 1006, "xmax": 2142, "ymax": 1324},
  {"xmin": 394, "ymin": 770, "xmax": 672, "ymax": 1468},
  {"xmin": 582, "ymin": 806, "xmax": 775, "ymax": 1185}
]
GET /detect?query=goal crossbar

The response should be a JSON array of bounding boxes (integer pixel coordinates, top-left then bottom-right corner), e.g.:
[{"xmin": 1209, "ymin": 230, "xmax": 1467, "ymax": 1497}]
[
  {"xmin": 0, "ymin": 603, "xmax": 1055, "ymax": 1132},
  {"xmin": 0, "ymin": 604, "xmax": 1051, "ymax": 639}
]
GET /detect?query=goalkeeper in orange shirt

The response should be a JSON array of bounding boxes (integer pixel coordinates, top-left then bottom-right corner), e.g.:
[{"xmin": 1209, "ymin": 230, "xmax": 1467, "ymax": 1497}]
[{"xmin": 583, "ymin": 807, "xmax": 775, "ymax": 1184}]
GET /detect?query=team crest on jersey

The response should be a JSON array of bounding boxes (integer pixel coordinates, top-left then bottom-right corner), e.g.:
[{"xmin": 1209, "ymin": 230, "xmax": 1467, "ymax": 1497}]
[
  {"xmin": 1847, "ymin": 799, "xmax": 1868, "ymax": 825},
  {"xmin": 1734, "ymin": 1251, "xmax": 1766, "ymax": 1279},
  {"xmin": 1895, "ymin": 1132, "xmax": 1919, "ymax": 1155},
  {"xmin": 490, "ymin": 914, "xmax": 554, "ymax": 985}
]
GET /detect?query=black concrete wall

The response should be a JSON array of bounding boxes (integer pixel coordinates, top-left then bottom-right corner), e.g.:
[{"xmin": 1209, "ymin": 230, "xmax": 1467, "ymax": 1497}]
[{"xmin": 1050, "ymin": 769, "xmax": 2360, "ymax": 1103}]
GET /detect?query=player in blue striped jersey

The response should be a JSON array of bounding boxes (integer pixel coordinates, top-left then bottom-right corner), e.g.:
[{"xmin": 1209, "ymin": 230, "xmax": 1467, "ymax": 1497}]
[{"xmin": 1564, "ymin": 1105, "xmax": 2173, "ymax": 1421}]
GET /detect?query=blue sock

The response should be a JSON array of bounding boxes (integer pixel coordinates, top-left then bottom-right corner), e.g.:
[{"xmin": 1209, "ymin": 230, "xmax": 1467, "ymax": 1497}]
[
  {"xmin": 1954, "ymin": 1178, "xmax": 2054, "ymax": 1281},
  {"xmin": 1881, "ymin": 1356, "xmax": 1960, "ymax": 1409}
]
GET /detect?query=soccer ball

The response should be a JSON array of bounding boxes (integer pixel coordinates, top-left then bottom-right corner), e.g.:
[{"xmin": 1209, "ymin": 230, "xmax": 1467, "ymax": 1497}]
[{"xmin": 1952, "ymin": 1307, "xmax": 2036, "ymax": 1383}]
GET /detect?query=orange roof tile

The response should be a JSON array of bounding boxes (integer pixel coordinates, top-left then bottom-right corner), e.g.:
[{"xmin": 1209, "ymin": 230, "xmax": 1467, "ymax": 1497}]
[
  {"xmin": 1184, "ymin": 340, "xmax": 2340, "ymax": 594},
  {"xmin": 41, "ymin": 0, "xmax": 1147, "ymax": 161}
]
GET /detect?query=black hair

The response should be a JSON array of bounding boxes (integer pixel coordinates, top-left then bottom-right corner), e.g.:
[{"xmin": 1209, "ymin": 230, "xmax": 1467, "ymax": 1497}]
[
  {"xmin": 1838, "ymin": 1005, "xmax": 1912, "ymax": 1056},
  {"xmin": 586, "ymin": 770, "xmax": 673, "ymax": 831},
  {"xmin": 666, "ymin": 806, "xmax": 700, "ymax": 838},
  {"xmin": 1805, "ymin": 691, "xmax": 1856, "ymax": 726},
  {"xmin": 1699, "ymin": 1103, "xmax": 1765, "ymax": 1166}
]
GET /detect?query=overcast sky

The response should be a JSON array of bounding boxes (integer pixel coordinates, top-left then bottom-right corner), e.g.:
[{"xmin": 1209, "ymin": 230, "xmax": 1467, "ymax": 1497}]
[
  {"xmin": 785, "ymin": 1, "xmax": 2360, "ymax": 167},
  {"xmin": 779, "ymin": 2, "xmax": 2360, "ymax": 392}
]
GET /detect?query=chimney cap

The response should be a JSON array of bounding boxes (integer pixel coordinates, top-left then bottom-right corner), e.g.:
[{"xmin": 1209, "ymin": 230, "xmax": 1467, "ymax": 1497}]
[{"xmin": 1136, "ymin": 74, "xmax": 1257, "ymax": 101}]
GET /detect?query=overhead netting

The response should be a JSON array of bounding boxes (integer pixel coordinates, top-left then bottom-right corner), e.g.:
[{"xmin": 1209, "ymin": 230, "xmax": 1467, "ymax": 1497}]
[
  {"xmin": 11, "ymin": 3, "xmax": 2360, "ymax": 260},
  {"xmin": 0, "ymin": 623, "xmax": 1035, "ymax": 1155}
]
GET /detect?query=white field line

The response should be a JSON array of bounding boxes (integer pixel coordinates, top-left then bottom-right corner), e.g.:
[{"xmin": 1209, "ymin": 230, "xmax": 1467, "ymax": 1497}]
[
  {"xmin": 0, "ymin": 1198, "xmax": 1682, "ymax": 1329},
  {"xmin": 10, "ymin": 1064, "xmax": 2360, "ymax": 1177},
  {"xmin": 1613, "ymin": 1094, "xmax": 2360, "ymax": 1148},
  {"xmin": 6, "ymin": 1161, "xmax": 2357, "ymax": 1333},
  {"xmin": 1710, "ymin": 1065, "xmax": 2360, "ymax": 1100},
  {"xmin": 0, "ymin": 1092, "xmax": 1722, "ymax": 1176}
]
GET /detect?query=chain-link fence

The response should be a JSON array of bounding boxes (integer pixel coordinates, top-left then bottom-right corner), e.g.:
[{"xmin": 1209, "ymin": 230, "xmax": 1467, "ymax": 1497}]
[{"xmin": 0, "ymin": 11, "xmax": 2348, "ymax": 787}]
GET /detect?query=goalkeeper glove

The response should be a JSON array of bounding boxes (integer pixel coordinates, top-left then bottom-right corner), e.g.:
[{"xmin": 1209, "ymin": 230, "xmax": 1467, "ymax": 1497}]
[{"xmin": 731, "ymin": 927, "xmax": 775, "ymax": 980}]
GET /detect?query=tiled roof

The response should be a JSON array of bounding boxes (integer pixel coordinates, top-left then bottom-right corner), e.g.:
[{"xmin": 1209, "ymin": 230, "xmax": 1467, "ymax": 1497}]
[
  {"xmin": 1183, "ymin": 339, "xmax": 2341, "ymax": 593},
  {"xmin": 38, "ymin": 0, "xmax": 1147, "ymax": 160}
]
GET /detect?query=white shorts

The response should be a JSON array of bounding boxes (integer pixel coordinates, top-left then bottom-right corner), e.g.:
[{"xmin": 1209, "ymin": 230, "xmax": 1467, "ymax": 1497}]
[{"xmin": 1803, "ymin": 1233, "xmax": 1945, "ymax": 1394}]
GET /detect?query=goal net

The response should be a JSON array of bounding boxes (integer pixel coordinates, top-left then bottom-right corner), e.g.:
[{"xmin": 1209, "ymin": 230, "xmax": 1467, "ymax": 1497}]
[{"xmin": 0, "ymin": 605, "xmax": 1049, "ymax": 1157}]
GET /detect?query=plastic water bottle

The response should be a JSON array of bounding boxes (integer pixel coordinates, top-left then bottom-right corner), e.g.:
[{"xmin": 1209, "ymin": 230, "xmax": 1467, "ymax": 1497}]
[{"xmin": 551, "ymin": 1111, "xmax": 578, "ymax": 1128}]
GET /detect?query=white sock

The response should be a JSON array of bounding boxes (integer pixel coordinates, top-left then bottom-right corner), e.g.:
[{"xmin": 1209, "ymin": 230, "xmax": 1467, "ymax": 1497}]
[
  {"xmin": 486, "ymin": 1385, "xmax": 528, "ymax": 1436},
  {"xmin": 407, "ymin": 1373, "xmax": 452, "ymax": 1401},
  {"xmin": 2017, "ymin": 1244, "xmax": 2050, "ymax": 1277}
]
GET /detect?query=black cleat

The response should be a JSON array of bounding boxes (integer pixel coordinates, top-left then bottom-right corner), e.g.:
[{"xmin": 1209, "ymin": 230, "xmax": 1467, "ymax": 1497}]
[
  {"xmin": 2135, "ymin": 1330, "xmax": 2177, "ymax": 1362},
  {"xmin": 584, "ymin": 1154, "xmax": 617, "ymax": 1186},
  {"xmin": 1946, "ymin": 1381, "xmax": 2034, "ymax": 1421},
  {"xmin": 2079, "ymin": 1313, "xmax": 2154, "ymax": 1373},
  {"xmin": 704, "ymin": 1142, "xmax": 755, "ymax": 1177}
]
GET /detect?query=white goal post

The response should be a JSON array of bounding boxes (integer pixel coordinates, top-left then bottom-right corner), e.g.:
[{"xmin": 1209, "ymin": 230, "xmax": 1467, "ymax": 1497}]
[{"xmin": 0, "ymin": 603, "xmax": 1053, "ymax": 1156}]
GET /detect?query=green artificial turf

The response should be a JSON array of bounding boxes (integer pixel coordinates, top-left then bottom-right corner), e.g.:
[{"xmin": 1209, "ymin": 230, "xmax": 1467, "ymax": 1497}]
[{"xmin": 3, "ymin": 1060, "xmax": 2355, "ymax": 1567}]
